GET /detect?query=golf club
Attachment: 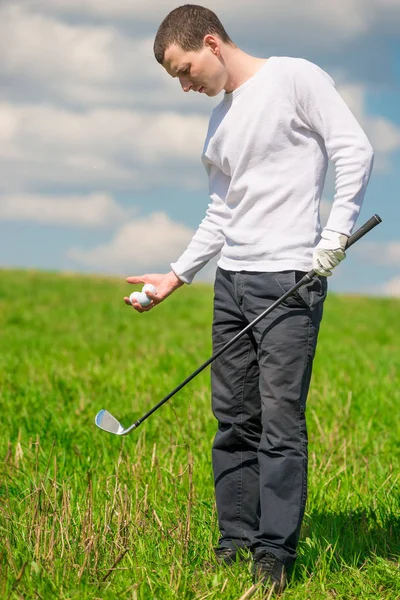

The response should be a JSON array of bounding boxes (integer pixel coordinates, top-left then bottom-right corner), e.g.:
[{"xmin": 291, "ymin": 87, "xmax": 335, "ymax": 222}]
[{"xmin": 95, "ymin": 213, "xmax": 382, "ymax": 436}]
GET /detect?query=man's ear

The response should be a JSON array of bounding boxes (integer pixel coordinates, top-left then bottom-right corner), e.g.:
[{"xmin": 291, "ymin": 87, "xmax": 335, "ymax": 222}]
[{"xmin": 204, "ymin": 34, "xmax": 220, "ymax": 55}]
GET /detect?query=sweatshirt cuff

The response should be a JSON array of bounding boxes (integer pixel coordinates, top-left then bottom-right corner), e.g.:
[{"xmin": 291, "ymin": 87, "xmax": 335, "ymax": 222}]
[
  {"xmin": 170, "ymin": 261, "xmax": 199, "ymax": 285},
  {"xmin": 170, "ymin": 265, "xmax": 188, "ymax": 285}
]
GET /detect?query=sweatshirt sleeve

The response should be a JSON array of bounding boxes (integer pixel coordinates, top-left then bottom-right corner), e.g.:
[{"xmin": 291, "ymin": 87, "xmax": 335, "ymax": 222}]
[
  {"xmin": 291, "ymin": 60, "xmax": 374, "ymax": 236},
  {"xmin": 170, "ymin": 164, "xmax": 230, "ymax": 284}
]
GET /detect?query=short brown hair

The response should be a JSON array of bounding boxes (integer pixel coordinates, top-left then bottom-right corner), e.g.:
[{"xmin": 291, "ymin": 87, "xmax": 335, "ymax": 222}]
[{"xmin": 154, "ymin": 4, "xmax": 234, "ymax": 64}]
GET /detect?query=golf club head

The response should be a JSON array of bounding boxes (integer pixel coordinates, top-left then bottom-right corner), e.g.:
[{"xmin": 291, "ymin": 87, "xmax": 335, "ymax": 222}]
[{"xmin": 95, "ymin": 409, "xmax": 126, "ymax": 435}]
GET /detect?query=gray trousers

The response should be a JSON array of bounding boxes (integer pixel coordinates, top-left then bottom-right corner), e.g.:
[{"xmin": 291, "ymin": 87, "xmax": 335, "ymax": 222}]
[{"xmin": 211, "ymin": 267, "xmax": 327, "ymax": 567}]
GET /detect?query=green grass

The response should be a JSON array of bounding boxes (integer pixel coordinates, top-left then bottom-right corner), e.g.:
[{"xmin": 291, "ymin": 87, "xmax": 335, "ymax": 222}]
[{"xmin": 0, "ymin": 268, "xmax": 399, "ymax": 599}]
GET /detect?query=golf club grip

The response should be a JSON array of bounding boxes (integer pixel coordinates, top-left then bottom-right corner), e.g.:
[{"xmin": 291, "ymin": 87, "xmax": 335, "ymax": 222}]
[{"xmin": 345, "ymin": 214, "xmax": 381, "ymax": 249}]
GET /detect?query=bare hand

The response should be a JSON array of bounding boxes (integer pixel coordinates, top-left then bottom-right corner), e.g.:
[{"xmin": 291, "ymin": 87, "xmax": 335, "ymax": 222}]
[{"xmin": 124, "ymin": 271, "xmax": 184, "ymax": 313}]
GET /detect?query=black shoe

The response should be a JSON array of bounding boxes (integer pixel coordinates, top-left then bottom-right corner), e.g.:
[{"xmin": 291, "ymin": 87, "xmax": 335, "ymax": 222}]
[
  {"xmin": 252, "ymin": 551, "xmax": 287, "ymax": 594},
  {"xmin": 213, "ymin": 546, "xmax": 252, "ymax": 565}
]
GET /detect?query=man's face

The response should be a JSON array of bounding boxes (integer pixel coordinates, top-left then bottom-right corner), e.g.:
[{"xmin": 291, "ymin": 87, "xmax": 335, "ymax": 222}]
[{"xmin": 163, "ymin": 40, "xmax": 226, "ymax": 97}]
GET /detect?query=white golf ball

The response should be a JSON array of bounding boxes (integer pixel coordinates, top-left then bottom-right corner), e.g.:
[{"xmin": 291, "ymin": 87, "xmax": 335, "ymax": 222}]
[
  {"xmin": 142, "ymin": 283, "xmax": 157, "ymax": 295},
  {"xmin": 129, "ymin": 291, "xmax": 151, "ymax": 307},
  {"xmin": 129, "ymin": 291, "xmax": 140, "ymax": 304}
]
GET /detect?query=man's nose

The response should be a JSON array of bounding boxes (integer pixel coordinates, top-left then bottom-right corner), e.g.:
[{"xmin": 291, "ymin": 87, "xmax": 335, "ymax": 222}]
[{"xmin": 179, "ymin": 77, "xmax": 192, "ymax": 92}]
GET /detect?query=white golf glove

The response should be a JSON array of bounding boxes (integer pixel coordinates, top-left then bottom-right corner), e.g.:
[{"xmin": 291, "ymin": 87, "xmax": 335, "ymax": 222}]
[{"xmin": 313, "ymin": 229, "xmax": 348, "ymax": 277}]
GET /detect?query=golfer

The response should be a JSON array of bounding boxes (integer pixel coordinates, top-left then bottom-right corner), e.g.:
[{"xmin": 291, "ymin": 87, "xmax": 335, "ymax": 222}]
[{"xmin": 125, "ymin": 4, "xmax": 374, "ymax": 592}]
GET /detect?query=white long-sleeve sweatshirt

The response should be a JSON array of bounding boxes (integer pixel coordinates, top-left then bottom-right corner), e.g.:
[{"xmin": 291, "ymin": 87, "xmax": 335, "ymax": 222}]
[{"xmin": 171, "ymin": 56, "xmax": 374, "ymax": 284}]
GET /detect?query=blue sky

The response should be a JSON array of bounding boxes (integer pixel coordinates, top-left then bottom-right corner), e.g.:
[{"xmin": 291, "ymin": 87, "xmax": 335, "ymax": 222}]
[{"xmin": 0, "ymin": 0, "xmax": 399, "ymax": 295}]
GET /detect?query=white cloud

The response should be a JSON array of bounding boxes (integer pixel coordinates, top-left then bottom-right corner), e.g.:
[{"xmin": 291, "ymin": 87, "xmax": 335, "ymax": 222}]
[
  {"xmin": 0, "ymin": 192, "xmax": 134, "ymax": 228},
  {"xmin": 337, "ymin": 83, "xmax": 400, "ymax": 172},
  {"xmin": 68, "ymin": 212, "xmax": 194, "ymax": 272},
  {"xmin": 21, "ymin": 0, "xmax": 400, "ymax": 53},
  {"xmin": 366, "ymin": 118, "xmax": 400, "ymax": 155},
  {"xmin": 24, "ymin": 0, "xmax": 389, "ymax": 41},
  {"xmin": 380, "ymin": 276, "xmax": 400, "ymax": 297},
  {"xmin": 337, "ymin": 84, "xmax": 366, "ymax": 119},
  {"xmin": 26, "ymin": 0, "xmax": 178, "ymax": 20},
  {"xmin": 358, "ymin": 242, "xmax": 400, "ymax": 266},
  {"xmin": 0, "ymin": 6, "xmax": 116, "ymax": 82},
  {"xmin": 0, "ymin": 4, "xmax": 211, "ymax": 110},
  {"xmin": 0, "ymin": 103, "xmax": 207, "ymax": 191}
]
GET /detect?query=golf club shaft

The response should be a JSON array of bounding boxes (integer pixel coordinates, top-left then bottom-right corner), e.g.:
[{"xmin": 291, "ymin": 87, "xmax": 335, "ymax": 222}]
[{"xmin": 132, "ymin": 214, "xmax": 381, "ymax": 430}]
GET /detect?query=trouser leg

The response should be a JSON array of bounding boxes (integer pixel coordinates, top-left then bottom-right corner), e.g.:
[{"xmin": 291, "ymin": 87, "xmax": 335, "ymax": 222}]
[
  {"xmin": 242, "ymin": 270, "xmax": 326, "ymax": 566},
  {"xmin": 211, "ymin": 267, "xmax": 262, "ymax": 550}
]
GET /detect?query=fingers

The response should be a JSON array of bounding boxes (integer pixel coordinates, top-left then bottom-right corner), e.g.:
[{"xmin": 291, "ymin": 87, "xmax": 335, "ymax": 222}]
[
  {"xmin": 124, "ymin": 295, "xmax": 155, "ymax": 313},
  {"xmin": 313, "ymin": 268, "xmax": 332, "ymax": 277},
  {"xmin": 142, "ymin": 289, "xmax": 157, "ymax": 303},
  {"xmin": 312, "ymin": 247, "xmax": 346, "ymax": 278},
  {"xmin": 124, "ymin": 287, "xmax": 162, "ymax": 313},
  {"xmin": 126, "ymin": 276, "xmax": 145, "ymax": 285},
  {"xmin": 313, "ymin": 259, "xmax": 333, "ymax": 277}
]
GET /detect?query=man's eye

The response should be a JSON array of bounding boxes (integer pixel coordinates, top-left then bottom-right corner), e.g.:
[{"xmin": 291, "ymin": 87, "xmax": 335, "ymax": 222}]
[{"xmin": 182, "ymin": 67, "xmax": 190, "ymax": 74}]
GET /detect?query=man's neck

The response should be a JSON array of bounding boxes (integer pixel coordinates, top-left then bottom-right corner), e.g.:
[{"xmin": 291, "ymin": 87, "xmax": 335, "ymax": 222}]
[{"xmin": 223, "ymin": 50, "xmax": 268, "ymax": 93}]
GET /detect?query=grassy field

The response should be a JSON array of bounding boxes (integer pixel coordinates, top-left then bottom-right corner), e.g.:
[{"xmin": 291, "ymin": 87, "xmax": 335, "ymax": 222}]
[{"xmin": 0, "ymin": 268, "xmax": 399, "ymax": 599}]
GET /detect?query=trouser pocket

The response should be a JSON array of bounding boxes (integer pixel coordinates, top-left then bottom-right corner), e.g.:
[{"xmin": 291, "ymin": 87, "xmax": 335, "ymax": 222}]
[{"xmin": 274, "ymin": 270, "xmax": 328, "ymax": 310}]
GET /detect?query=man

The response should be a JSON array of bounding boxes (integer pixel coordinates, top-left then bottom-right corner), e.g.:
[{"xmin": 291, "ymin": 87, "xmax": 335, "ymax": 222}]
[{"xmin": 125, "ymin": 4, "xmax": 374, "ymax": 593}]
